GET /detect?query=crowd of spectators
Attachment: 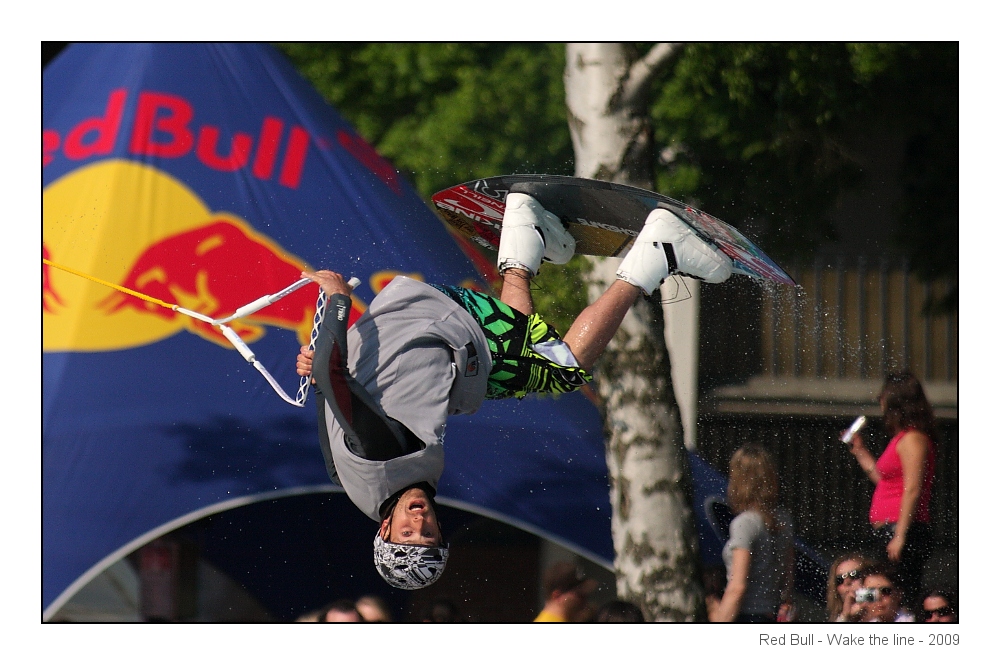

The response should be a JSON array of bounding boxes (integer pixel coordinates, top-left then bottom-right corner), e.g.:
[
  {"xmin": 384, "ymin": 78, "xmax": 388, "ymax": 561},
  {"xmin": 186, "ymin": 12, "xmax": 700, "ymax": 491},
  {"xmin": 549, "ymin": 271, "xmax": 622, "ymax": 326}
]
[
  {"xmin": 294, "ymin": 370, "xmax": 953, "ymax": 625},
  {"xmin": 295, "ymin": 594, "xmax": 394, "ymax": 623},
  {"xmin": 820, "ymin": 371, "xmax": 955, "ymax": 624},
  {"xmin": 705, "ymin": 371, "xmax": 956, "ymax": 624}
]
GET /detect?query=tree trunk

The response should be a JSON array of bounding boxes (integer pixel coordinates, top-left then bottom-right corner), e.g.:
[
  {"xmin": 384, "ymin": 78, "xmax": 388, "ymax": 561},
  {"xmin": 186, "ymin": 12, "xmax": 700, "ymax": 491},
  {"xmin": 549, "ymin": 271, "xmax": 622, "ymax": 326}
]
[{"xmin": 564, "ymin": 43, "xmax": 704, "ymax": 621}]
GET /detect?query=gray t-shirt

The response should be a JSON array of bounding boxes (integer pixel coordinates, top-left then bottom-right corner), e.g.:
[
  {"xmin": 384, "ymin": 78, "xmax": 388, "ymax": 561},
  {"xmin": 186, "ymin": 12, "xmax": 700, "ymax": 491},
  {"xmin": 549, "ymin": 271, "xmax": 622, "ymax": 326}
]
[
  {"xmin": 320, "ymin": 277, "xmax": 493, "ymax": 521},
  {"xmin": 722, "ymin": 508, "xmax": 793, "ymax": 616}
]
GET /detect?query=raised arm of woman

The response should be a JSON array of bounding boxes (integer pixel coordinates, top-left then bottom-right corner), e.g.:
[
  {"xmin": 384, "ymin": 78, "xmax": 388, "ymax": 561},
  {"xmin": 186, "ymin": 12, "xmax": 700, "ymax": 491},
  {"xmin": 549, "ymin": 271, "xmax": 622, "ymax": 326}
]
[
  {"xmin": 847, "ymin": 432, "xmax": 882, "ymax": 484},
  {"xmin": 710, "ymin": 547, "xmax": 750, "ymax": 622},
  {"xmin": 887, "ymin": 430, "xmax": 930, "ymax": 561}
]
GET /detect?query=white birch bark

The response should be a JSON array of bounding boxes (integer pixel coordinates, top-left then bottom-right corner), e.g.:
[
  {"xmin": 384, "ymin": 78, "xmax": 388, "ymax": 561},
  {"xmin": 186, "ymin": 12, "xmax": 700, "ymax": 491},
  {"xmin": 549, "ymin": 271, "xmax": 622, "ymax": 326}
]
[{"xmin": 565, "ymin": 43, "xmax": 704, "ymax": 621}]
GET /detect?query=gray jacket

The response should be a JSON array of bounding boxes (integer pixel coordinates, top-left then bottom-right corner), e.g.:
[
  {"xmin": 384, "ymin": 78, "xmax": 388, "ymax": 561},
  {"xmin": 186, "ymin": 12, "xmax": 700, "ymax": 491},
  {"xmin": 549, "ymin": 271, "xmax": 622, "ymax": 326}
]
[{"xmin": 318, "ymin": 277, "xmax": 492, "ymax": 521}]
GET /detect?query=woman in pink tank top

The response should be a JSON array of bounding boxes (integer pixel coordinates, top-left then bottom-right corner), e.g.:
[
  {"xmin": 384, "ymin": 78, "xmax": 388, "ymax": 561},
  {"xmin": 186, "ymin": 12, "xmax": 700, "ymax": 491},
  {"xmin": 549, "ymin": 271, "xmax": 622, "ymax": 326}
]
[{"xmin": 843, "ymin": 371, "xmax": 937, "ymax": 610}]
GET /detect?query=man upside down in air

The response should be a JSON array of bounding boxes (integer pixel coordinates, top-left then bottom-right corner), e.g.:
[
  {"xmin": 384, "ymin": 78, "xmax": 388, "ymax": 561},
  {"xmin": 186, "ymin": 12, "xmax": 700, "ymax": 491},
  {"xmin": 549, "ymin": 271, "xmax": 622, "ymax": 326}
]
[{"xmin": 296, "ymin": 194, "xmax": 733, "ymax": 590}]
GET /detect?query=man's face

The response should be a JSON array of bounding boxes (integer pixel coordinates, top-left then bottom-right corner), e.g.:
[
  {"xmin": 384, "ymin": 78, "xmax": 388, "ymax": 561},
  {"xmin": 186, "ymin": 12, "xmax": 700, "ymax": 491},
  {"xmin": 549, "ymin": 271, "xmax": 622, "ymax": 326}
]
[
  {"xmin": 859, "ymin": 574, "xmax": 900, "ymax": 622},
  {"xmin": 379, "ymin": 487, "xmax": 442, "ymax": 546},
  {"xmin": 922, "ymin": 595, "xmax": 956, "ymax": 623}
]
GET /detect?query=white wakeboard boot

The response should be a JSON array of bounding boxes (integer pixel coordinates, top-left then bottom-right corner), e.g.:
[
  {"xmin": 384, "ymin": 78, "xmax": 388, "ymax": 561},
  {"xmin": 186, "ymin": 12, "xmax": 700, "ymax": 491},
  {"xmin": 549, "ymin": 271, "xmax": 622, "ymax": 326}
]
[
  {"xmin": 616, "ymin": 208, "xmax": 733, "ymax": 294},
  {"xmin": 497, "ymin": 193, "xmax": 575, "ymax": 276}
]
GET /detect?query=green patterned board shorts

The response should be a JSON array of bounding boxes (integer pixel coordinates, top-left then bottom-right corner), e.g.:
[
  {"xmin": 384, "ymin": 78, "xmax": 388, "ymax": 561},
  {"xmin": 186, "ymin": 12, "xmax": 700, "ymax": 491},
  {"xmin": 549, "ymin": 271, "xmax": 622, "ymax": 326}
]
[{"xmin": 433, "ymin": 285, "xmax": 592, "ymax": 400}]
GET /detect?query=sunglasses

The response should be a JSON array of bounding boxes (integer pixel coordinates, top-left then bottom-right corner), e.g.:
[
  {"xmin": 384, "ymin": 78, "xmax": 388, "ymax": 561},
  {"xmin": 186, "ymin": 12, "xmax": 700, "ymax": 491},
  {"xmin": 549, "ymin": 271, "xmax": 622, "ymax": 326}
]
[
  {"xmin": 835, "ymin": 569, "xmax": 862, "ymax": 585},
  {"xmin": 922, "ymin": 606, "xmax": 954, "ymax": 619}
]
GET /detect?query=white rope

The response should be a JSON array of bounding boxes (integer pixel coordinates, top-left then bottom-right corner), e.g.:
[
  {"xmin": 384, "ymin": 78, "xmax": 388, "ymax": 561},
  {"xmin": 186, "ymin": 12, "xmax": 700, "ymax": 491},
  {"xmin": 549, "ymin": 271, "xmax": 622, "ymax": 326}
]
[
  {"xmin": 43, "ymin": 258, "xmax": 354, "ymax": 406},
  {"xmin": 253, "ymin": 360, "xmax": 302, "ymax": 406},
  {"xmin": 177, "ymin": 277, "xmax": 356, "ymax": 407}
]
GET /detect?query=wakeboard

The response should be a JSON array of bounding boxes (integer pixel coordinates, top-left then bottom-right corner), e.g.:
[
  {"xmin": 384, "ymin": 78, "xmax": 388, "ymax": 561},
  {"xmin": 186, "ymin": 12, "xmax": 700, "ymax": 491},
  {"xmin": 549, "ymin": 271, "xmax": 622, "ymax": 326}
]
[{"xmin": 431, "ymin": 174, "xmax": 795, "ymax": 286}]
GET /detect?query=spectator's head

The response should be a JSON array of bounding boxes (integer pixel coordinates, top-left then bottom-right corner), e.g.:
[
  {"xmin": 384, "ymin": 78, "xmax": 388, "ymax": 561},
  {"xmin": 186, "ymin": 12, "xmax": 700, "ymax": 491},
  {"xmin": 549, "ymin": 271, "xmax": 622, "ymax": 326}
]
[
  {"xmin": 542, "ymin": 561, "xmax": 598, "ymax": 618},
  {"xmin": 826, "ymin": 552, "xmax": 875, "ymax": 620},
  {"xmin": 856, "ymin": 565, "xmax": 904, "ymax": 623},
  {"xmin": 727, "ymin": 444, "xmax": 780, "ymax": 529},
  {"xmin": 355, "ymin": 595, "xmax": 392, "ymax": 623},
  {"xmin": 879, "ymin": 371, "xmax": 936, "ymax": 437},
  {"xmin": 320, "ymin": 598, "xmax": 362, "ymax": 623},
  {"xmin": 595, "ymin": 600, "xmax": 645, "ymax": 622},
  {"xmin": 422, "ymin": 597, "xmax": 463, "ymax": 623},
  {"xmin": 921, "ymin": 590, "xmax": 957, "ymax": 623},
  {"xmin": 294, "ymin": 609, "xmax": 323, "ymax": 622}
]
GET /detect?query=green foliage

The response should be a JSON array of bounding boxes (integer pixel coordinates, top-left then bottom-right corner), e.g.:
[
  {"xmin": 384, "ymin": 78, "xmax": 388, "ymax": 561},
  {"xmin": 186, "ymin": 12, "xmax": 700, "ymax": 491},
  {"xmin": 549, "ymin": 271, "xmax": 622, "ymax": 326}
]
[
  {"xmin": 528, "ymin": 255, "xmax": 589, "ymax": 336},
  {"xmin": 277, "ymin": 42, "xmax": 957, "ymax": 312},
  {"xmin": 651, "ymin": 43, "xmax": 958, "ymax": 311},
  {"xmin": 653, "ymin": 43, "xmax": 876, "ymax": 257},
  {"xmin": 277, "ymin": 42, "xmax": 579, "ymax": 324},
  {"xmin": 277, "ymin": 43, "xmax": 573, "ymax": 197},
  {"xmin": 873, "ymin": 44, "xmax": 958, "ymax": 310}
]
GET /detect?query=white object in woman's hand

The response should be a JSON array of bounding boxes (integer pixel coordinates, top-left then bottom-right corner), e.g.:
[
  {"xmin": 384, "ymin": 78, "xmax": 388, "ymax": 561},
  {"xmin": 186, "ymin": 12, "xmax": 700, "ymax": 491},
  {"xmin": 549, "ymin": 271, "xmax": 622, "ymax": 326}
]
[{"xmin": 840, "ymin": 415, "xmax": 867, "ymax": 444}]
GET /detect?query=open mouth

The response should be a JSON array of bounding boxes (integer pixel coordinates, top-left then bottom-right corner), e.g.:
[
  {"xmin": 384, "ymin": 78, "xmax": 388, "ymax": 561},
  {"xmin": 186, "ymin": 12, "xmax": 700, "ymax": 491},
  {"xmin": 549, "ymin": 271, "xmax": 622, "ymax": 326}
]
[{"xmin": 408, "ymin": 500, "xmax": 426, "ymax": 511}]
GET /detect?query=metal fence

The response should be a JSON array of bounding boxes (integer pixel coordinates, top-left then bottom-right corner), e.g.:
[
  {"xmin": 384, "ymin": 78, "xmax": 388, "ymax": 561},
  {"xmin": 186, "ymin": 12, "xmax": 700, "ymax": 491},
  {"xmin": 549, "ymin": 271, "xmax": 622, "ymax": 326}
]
[
  {"xmin": 696, "ymin": 253, "xmax": 958, "ymax": 558},
  {"xmin": 760, "ymin": 257, "xmax": 957, "ymax": 382},
  {"xmin": 697, "ymin": 414, "xmax": 958, "ymax": 550}
]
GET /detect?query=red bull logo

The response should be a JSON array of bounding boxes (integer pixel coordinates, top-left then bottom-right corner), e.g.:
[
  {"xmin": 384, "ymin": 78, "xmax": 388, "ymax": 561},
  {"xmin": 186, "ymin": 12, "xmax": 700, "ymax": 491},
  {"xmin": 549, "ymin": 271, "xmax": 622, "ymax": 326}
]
[
  {"xmin": 43, "ymin": 160, "xmax": 365, "ymax": 353},
  {"xmin": 98, "ymin": 219, "xmax": 321, "ymax": 347},
  {"xmin": 43, "ymin": 245, "xmax": 66, "ymax": 314}
]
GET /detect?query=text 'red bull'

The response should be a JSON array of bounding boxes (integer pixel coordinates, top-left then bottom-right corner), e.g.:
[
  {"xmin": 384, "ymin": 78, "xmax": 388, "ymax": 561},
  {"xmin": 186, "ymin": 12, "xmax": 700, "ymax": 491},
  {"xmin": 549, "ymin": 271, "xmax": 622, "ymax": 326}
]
[
  {"xmin": 43, "ymin": 89, "xmax": 309, "ymax": 189},
  {"xmin": 43, "ymin": 88, "xmax": 407, "ymax": 197}
]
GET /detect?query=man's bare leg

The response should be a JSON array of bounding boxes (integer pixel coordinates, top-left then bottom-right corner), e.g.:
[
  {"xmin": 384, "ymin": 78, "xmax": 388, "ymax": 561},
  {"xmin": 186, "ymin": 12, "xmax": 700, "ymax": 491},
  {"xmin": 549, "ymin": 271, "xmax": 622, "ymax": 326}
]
[
  {"xmin": 498, "ymin": 268, "xmax": 534, "ymax": 316},
  {"xmin": 562, "ymin": 280, "xmax": 641, "ymax": 371}
]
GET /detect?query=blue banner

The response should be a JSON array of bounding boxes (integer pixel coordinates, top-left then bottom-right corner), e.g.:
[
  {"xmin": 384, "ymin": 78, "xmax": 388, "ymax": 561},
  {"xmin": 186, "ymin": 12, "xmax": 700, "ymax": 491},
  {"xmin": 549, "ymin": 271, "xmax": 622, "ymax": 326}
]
[{"xmin": 43, "ymin": 43, "xmax": 617, "ymax": 615}]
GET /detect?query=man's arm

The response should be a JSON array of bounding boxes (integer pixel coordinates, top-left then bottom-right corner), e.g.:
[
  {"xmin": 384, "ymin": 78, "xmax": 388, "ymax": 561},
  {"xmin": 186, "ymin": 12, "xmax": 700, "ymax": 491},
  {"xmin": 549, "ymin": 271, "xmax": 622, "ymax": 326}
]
[
  {"xmin": 300, "ymin": 269, "xmax": 415, "ymax": 462},
  {"xmin": 847, "ymin": 433, "xmax": 882, "ymax": 485}
]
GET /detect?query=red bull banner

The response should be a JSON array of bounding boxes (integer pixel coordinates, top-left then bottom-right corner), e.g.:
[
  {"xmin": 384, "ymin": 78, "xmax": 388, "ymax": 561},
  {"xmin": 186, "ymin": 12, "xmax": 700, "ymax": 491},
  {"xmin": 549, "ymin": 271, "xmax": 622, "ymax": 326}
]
[{"xmin": 43, "ymin": 44, "xmax": 614, "ymax": 618}]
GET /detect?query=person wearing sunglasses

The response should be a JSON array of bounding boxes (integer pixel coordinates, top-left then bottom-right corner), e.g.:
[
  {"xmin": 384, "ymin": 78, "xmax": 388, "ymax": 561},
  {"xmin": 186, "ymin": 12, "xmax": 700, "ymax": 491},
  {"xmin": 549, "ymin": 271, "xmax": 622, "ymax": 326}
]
[
  {"xmin": 826, "ymin": 552, "xmax": 876, "ymax": 622},
  {"xmin": 854, "ymin": 565, "xmax": 915, "ymax": 622},
  {"xmin": 920, "ymin": 590, "xmax": 957, "ymax": 623}
]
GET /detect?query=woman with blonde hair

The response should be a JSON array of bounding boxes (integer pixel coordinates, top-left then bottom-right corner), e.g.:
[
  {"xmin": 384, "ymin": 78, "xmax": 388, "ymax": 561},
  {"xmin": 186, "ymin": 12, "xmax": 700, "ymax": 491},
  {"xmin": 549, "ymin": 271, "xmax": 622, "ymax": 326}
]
[
  {"xmin": 709, "ymin": 444, "xmax": 794, "ymax": 623},
  {"xmin": 826, "ymin": 552, "xmax": 876, "ymax": 622}
]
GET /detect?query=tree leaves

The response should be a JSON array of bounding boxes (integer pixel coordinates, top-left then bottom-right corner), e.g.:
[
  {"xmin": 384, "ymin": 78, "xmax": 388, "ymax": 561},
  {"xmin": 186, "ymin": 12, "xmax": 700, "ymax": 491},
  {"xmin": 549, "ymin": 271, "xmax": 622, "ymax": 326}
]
[{"xmin": 279, "ymin": 42, "xmax": 957, "ymax": 311}]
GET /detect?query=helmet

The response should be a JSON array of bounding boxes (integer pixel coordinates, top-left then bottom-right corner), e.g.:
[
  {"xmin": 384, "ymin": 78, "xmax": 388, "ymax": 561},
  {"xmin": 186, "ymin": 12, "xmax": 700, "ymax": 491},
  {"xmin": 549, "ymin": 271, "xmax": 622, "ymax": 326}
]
[{"xmin": 373, "ymin": 534, "xmax": 449, "ymax": 590}]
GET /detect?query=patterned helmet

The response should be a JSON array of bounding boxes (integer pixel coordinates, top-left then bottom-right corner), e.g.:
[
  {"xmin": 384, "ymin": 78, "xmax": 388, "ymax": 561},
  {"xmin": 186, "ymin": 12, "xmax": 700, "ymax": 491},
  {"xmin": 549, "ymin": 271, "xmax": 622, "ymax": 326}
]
[{"xmin": 373, "ymin": 534, "xmax": 449, "ymax": 590}]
